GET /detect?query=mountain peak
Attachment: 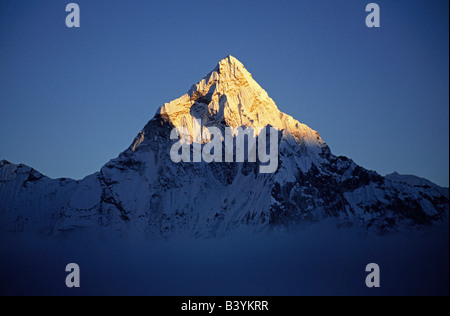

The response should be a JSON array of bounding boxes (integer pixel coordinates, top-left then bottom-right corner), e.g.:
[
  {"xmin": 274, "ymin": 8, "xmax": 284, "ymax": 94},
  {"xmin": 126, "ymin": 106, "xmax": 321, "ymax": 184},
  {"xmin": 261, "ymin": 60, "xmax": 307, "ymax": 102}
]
[
  {"xmin": 146, "ymin": 56, "xmax": 326, "ymax": 150},
  {"xmin": 214, "ymin": 55, "xmax": 248, "ymax": 76},
  {"xmin": 217, "ymin": 55, "xmax": 242, "ymax": 67},
  {"xmin": 220, "ymin": 54, "xmax": 240, "ymax": 64},
  {"xmin": 2, "ymin": 57, "xmax": 449, "ymax": 241},
  {"xmin": 0, "ymin": 159, "xmax": 11, "ymax": 167}
]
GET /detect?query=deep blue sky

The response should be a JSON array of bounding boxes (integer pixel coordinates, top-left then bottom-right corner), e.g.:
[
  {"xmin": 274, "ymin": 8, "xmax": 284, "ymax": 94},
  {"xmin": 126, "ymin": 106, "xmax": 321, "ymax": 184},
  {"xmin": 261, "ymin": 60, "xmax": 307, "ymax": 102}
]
[{"xmin": 0, "ymin": 0, "xmax": 448, "ymax": 186}]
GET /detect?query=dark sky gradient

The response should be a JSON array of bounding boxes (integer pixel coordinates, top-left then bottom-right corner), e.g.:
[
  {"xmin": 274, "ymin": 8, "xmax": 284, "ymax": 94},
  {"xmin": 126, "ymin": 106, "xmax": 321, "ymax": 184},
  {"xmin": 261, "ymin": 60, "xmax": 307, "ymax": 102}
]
[{"xmin": 0, "ymin": 0, "xmax": 448, "ymax": 186}]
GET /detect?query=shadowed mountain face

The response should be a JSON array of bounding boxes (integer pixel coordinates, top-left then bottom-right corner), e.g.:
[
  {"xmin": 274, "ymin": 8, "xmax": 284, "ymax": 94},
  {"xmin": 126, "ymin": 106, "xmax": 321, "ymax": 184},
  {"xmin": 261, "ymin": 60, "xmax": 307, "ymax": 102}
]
[{"xmin": 0, "ymin": 56, "xmax": 448, "ymax": 238}]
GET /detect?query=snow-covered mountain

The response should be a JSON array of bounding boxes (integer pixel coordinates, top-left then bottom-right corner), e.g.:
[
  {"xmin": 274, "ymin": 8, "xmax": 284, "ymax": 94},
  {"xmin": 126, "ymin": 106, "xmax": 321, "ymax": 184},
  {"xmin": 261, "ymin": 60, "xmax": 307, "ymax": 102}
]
[{"xmin": 1, "ymin": 56, "xmax": 448, "ymax": 238}]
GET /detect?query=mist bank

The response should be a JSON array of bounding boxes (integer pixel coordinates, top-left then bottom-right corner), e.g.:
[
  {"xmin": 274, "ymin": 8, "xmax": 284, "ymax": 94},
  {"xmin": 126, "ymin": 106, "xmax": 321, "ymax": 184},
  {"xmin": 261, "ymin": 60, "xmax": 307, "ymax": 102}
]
[{"xmin": 1, "ymin": 219, "xmax": 448, "ymax": 296}]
